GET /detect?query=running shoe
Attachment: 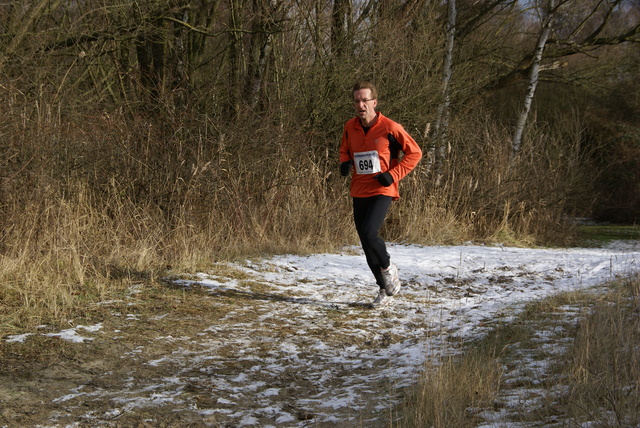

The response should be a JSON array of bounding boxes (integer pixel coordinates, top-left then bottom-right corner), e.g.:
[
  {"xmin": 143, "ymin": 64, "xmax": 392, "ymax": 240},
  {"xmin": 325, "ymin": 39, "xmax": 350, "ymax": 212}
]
[
  {"xmin": 381, "ymin": 262, "xmax": 401, "ymax": 296},
  {"xmin": 371, "ymin": 288, "xmax": 393, "ymax": 308}
]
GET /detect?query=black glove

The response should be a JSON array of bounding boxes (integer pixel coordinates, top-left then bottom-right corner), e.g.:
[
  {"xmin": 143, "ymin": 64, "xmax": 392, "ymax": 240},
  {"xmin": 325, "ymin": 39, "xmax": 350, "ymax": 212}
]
[
  {"xmin": 340, "ymin": 161, "xmax": 352, "ymax": 176},
  {"xmin": 374, "ymin": 172, "xmax": 394, "ymax": 187}
]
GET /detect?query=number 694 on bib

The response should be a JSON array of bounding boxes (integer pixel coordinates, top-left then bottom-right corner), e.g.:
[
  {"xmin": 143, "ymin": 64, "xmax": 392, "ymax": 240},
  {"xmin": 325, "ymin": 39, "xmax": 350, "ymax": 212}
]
[{"xmin": 354, "ymin": 150, "xmax": 381, "ymax": 175}]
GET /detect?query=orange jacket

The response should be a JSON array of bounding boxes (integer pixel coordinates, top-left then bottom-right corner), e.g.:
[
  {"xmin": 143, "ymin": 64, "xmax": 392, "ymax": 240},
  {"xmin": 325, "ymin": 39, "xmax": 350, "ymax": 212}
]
[{"xmin": 339, "ymin": 113, "xmax": 422, "ymax": 199}]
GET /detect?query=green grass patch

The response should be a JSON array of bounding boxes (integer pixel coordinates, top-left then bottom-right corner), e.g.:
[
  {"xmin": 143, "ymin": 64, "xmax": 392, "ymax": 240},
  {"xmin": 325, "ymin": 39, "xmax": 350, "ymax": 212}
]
[{"xmin": 578, "ymin": 224, "xmax": 640, "ymax": 244}]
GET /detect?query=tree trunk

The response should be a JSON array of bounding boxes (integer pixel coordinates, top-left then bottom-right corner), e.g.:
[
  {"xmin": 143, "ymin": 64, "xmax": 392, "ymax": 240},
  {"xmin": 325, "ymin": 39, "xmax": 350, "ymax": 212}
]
[
  {"xmin": 331, "ymin": 0, "xmax": 351, "ymax": 58},
  {"xmin": 245, "ymin": 0, "xmax": 276, "ymax": 110},
  {"xmin": 229, "ymin": 0, "xmax": 246, "ymax": 118},
  {"xmin": 0, "ymin": 0, "xmax": 63, "ymax": 74},
  {"xmin": 512, "ymin": 0, "xmax": 556, "ymax": 153},
  {"xmin": 430, "ymin": 0, "xmax": 456, "ymax": 171},
  {"xmin": 135, "ymin": 17, "xmax": 166, "ymax": 103}
]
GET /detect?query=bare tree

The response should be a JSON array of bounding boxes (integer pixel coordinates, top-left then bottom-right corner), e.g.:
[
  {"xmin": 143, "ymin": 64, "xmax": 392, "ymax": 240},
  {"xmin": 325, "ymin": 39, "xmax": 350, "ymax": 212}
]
[
  {"xmin": 0, "ymin": 0, "xmax": 63, "ymax": 74},
  {"xmin": 512, "ymin": 0, "xmax": 557, "ymax": 153},
  {"xmin": 331, "ymin": 0, "xmax": 352, "ymax": 58},
  {"xmin": 487, "ymin": 0, "xmax": 640, "ymax": 93},
  {"xmin": 243, "ymin": 0, "xmax": 289, "ymax": 118},
  {"xmin": 430, "ymin": 0, "xmax": 457, "ymax": 170}
]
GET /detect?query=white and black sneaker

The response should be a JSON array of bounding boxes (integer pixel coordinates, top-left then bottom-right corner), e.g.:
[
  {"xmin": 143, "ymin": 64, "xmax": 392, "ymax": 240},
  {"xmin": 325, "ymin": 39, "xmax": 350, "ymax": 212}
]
[
  {"xmin": 371, "ymin": 288, "xmax": 393, "ymax": 308},
  {"xmin": 381, "ymin": 262, "xmax": 401, "ymax": 296}
]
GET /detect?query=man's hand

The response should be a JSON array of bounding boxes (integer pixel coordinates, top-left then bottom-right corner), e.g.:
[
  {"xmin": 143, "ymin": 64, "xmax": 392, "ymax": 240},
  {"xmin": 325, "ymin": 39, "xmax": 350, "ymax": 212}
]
[
  {"xmin": 340, "ymin": 161, "xmax": 352, "ymax": 176},
  {"xmin": 374, "ymin": 172, "xmax": 394, "ymax": 187}
]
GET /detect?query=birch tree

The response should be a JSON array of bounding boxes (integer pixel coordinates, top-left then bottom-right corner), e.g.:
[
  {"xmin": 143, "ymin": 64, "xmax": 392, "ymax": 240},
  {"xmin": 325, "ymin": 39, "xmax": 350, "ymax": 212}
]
[
  {"xmin": 512, "ymin": 0, "xmax": 557, "ymax": 153},
  {"xmin": 487, "ymin": 0, "xmax": 640, "ymax": 93}
]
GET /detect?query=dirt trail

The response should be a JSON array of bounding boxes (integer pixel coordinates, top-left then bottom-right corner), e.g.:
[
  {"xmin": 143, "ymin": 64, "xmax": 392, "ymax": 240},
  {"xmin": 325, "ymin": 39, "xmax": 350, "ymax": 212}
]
[
  {"xmin": 1, "ymin": 274, "xmax": 433, "ymax": 427},
  {"xmin": 2, "ymin": 243, "xmax": 638, "ymax": 427}
]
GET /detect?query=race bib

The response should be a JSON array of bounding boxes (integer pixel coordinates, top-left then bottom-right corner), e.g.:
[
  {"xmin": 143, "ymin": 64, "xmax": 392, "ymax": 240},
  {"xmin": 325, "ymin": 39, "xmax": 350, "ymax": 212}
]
[{"xmin": 354, "ymin": 150, "xmax": 381, "ymax": 175}]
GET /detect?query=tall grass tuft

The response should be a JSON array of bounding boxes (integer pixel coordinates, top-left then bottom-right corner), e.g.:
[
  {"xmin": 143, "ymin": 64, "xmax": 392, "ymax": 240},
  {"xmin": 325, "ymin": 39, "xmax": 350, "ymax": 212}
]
[
  {"xmin": 397, "ymin": 345, "xmax": 503, "ymax": 428},
  {"xmin": 564, "ymin": 273, "xmax": 640, "ymax": 426},
  {"xmin": 396, "ymin": 274, "xmax": 640, "ymax": 427}
]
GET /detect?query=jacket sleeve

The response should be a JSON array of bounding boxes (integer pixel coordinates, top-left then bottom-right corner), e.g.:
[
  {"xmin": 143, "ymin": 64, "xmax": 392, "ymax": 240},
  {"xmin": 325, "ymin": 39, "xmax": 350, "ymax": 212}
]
[
  {"xmin": 339, "ymin": 126, "xmax": 352, "ymax": 163},
  {"xmin": 388, "ymin": 124, "xmax": 422, "ymax": 183}
]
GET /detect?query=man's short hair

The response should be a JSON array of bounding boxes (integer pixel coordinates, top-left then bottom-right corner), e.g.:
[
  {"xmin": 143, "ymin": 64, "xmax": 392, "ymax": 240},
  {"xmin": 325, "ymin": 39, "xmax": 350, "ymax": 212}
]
[{"xmin": 352, "ymin": 81, "xmax": 378, "ymax": 100}]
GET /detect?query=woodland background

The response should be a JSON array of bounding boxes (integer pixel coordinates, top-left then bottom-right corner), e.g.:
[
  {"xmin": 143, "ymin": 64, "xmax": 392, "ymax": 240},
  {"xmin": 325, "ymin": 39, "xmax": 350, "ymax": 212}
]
[{"xmin": 0, "ymin": 0, "xmax": 639, "ymax": 323}]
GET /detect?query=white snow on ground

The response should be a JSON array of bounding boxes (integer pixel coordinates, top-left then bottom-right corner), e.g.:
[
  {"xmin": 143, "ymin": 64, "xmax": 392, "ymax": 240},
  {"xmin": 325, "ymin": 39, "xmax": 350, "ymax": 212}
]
[{"xmin": 5, "ymin": 241, "xmax": 640, "ymax": 426}]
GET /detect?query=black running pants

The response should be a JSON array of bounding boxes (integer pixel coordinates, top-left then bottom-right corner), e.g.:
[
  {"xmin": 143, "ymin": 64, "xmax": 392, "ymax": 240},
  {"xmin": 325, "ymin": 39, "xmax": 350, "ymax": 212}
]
[{"xmin": 352, "ymin": 195, "xmax": 392, "ymax": 288}]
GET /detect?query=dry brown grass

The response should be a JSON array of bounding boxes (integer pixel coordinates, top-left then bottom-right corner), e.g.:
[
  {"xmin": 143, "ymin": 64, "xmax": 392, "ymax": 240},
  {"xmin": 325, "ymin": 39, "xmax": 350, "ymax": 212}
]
[
  {"xmin": 0, "ymin": 90, "xmax": 598, "ymax": 334},
  {"xmin": 564, "ymin": 274, "xmax": 640, "ymax": 426},
  {"xmin": 395, "ymin": 274, "xmax": 640, "ymax": 427},
  {"xmin": 396, "ymin": 347, "xmax": 503, "ymax": 428}
]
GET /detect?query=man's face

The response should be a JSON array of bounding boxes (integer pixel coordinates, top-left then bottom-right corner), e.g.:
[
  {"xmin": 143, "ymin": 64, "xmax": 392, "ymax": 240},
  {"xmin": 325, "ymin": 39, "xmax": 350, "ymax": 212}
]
[{"xmin": 353, "ymin": 88, "xmax": 377, "ymax": 124}]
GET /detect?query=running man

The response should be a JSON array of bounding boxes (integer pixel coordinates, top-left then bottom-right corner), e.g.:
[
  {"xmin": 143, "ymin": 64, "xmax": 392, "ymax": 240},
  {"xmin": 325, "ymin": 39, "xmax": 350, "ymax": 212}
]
[{"xmin": 339, "ymin": 81, "xmax": 422, "ymax": 307}]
